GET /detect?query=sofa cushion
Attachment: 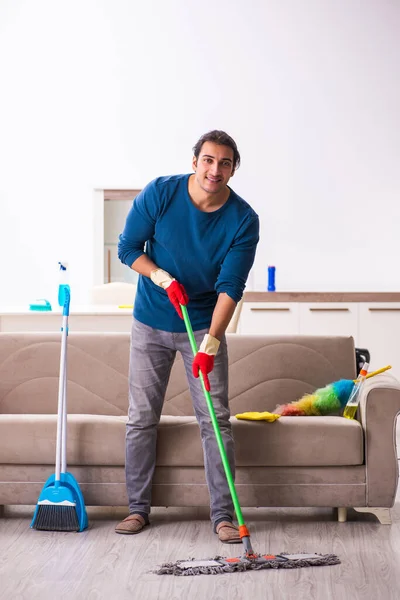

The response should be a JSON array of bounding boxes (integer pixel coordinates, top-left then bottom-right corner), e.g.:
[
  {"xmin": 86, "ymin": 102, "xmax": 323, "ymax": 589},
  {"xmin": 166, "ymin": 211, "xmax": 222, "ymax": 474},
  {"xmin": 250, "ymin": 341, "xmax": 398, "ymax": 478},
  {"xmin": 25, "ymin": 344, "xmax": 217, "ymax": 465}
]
[{"xmin": 0, "ymin": 414, "xmax": 363, "ymax": 467}]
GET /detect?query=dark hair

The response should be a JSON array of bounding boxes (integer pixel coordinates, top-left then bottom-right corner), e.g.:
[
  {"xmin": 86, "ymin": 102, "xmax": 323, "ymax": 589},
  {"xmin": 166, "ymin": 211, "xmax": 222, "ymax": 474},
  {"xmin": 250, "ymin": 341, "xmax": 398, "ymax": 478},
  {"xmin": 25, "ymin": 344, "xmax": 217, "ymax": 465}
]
[{"xmin": 192, "ymin": 130, "xmax": 241, "ymax": 171}]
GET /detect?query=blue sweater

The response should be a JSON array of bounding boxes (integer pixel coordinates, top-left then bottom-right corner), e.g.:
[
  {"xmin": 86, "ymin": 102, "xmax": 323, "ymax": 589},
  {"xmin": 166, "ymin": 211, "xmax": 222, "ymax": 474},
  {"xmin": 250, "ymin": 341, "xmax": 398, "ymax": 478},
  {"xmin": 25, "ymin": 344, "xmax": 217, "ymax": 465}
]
[{"xmin": 118, "ymin": 174, "xmax": 259, "ymax": 332}]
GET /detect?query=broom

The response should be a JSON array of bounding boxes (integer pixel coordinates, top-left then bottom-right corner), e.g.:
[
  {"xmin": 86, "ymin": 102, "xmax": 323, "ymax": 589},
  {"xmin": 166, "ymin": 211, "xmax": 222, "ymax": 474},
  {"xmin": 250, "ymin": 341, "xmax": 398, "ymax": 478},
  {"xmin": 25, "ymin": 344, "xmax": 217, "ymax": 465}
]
[
  {"xmin": 154, "ymin": 305, "xmax": 340, "ymax": 576},
  {"xmin": 31, "ymin": 284, "xmax": 88, "ymax": 532}
]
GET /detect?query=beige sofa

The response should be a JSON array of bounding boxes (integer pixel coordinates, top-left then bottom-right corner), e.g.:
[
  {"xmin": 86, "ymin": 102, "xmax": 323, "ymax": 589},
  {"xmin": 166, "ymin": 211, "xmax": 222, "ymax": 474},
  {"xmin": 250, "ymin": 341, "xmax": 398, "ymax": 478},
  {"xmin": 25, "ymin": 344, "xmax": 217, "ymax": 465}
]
[{"xmin": 0, "ymin": 332, "xmax": 399, "ymax": 524}]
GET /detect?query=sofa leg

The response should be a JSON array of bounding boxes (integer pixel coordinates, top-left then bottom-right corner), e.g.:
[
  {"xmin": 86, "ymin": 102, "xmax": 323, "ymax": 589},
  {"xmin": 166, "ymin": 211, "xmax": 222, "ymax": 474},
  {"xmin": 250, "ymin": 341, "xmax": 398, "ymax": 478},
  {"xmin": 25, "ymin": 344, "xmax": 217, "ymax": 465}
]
[
  {"xmin": 353, "ymin": 507, "xmax": 392, "ymax": 524},
  {"xmin": 337, "ymin": 507, "xmax": 347, "ymax": 522}
]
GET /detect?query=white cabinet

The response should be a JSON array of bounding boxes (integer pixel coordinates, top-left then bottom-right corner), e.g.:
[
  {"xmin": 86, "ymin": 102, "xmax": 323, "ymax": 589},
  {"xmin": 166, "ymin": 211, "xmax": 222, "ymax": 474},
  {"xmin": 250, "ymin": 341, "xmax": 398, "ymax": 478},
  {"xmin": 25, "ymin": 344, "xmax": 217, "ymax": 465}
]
[
  {"xmin": 299, "ymin": 303, "xmax": 358, "ymax": 339},
  {"xmin": 238, "ymin": 303, "xmax": 299, "ymax": 335},
  {"xmin": 358, "ymin": 304, "xmax": 400, "ymax": 379}
]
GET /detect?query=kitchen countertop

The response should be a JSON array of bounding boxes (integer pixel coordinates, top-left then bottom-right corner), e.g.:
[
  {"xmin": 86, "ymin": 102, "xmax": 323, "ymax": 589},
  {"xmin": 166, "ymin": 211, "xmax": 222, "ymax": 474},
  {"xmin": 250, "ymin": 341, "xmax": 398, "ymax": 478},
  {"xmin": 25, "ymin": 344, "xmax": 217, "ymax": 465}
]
[
  {"xmin": 0, "ymin": 305, "xmax": 134, "ymax": 315},
  {"xmin": 243, "ymin": 292, "xmax": 400, "ymax": 302},
  {"xmin": 2, "ymin": 294, "xmax": 400, "ymax": 314}
]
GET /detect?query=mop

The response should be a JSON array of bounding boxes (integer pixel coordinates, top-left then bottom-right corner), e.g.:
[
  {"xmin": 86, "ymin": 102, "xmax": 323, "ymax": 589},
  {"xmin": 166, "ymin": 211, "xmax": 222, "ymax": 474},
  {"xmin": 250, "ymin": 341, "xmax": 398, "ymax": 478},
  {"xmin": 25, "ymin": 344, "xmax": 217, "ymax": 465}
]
[
  {"xmin": 154, "ymin": 305, "xmax": 340, "ymax": 576},
  {"xmin": 31, "ymin": 283, "xmax": 88, "ymax": 532}
]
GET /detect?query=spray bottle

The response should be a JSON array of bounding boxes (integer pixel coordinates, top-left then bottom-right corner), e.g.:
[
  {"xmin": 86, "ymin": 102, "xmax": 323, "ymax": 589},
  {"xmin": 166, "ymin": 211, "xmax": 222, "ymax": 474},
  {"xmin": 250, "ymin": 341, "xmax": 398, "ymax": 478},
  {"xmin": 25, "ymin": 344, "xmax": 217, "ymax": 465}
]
[
  {"xmin": 343, "ymin": 362, "xmax": 369, "ymax": 420},
  {"xmin": 58, "ymin": 262, "xmax": 70, "ymax": 308}
]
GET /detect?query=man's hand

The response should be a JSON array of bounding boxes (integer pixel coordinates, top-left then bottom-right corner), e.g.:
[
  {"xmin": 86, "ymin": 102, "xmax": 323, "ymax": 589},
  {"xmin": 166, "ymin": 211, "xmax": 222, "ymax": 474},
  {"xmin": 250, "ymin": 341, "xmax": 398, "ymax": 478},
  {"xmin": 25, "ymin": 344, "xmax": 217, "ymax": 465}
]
[
  {"xmin": 192, "ymin": 334, "xmax": 220, "ymax": 392},
  {"xmin": 150, "ymin": 268, "xmax": 188, "ymax": 319},
  {"xmin": 165, "ymin": 280, "xmax": 189, "ymax": 319}
]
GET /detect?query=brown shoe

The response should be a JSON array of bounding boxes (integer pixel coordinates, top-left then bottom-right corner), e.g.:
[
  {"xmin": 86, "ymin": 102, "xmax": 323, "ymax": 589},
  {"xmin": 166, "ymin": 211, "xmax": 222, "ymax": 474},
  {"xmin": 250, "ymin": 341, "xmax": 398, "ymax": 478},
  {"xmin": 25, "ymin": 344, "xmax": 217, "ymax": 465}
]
[
  {"xmin": 115, "ymin": 513, "xmax": 148, "ymax": 535},
  {"xmin": 216, "ymin": 521, "xmax": 242, "ymax": 544}
]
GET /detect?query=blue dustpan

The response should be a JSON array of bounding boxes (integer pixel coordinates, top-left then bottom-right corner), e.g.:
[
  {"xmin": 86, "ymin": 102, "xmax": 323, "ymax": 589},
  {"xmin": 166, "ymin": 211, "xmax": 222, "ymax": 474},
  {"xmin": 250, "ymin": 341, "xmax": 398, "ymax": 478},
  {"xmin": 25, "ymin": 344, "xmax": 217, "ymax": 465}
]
[{"xmin": 31, "ymin": 473, "xmax": 88, "ymax": 531}]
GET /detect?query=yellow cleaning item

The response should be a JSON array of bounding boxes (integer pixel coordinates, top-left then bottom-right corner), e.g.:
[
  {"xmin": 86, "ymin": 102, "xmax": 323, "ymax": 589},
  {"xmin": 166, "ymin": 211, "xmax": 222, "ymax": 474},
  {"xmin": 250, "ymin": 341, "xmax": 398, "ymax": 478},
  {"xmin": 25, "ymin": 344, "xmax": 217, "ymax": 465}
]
[{"xmin": 235, "ymin": 411, "xmax": 280, "ymax": 422}]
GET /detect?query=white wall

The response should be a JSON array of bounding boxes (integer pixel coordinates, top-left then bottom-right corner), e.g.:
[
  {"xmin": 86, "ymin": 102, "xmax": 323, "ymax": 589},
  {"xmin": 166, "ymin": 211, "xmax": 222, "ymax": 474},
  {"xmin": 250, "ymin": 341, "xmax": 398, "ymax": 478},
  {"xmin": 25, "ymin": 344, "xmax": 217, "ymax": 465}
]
[{"xmin": 0, "ymin": 0, "xmax": 399, "ymax": 306}]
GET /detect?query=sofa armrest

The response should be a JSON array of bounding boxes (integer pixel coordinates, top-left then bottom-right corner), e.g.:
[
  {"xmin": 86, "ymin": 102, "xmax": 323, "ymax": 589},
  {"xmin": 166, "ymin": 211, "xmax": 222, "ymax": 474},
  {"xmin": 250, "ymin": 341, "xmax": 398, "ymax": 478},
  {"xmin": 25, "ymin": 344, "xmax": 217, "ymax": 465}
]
[{"xmin": 358, "ymin": 374, "xmax": 400, "ymax": 507}]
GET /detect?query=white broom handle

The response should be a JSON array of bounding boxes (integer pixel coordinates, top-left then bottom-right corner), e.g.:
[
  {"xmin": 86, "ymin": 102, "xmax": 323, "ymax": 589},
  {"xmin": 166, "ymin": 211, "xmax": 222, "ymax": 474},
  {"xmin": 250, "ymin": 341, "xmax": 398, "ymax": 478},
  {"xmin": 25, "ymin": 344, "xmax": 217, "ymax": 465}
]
[
  {"xmin": 61, "ymin": 325, "xmax": 68, "ymax": 474},
  {"xmin": 55, "ymin": 315, "xmax": 68, "ymax": 482}
]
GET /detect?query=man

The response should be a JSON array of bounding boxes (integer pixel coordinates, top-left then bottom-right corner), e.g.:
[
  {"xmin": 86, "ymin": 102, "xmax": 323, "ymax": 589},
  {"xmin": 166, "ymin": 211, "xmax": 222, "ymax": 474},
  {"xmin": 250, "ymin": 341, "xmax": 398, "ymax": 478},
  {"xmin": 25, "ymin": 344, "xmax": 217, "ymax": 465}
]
[{"xmin": 116, "ymin": 130, "xmax": 259, "ymax": 542}]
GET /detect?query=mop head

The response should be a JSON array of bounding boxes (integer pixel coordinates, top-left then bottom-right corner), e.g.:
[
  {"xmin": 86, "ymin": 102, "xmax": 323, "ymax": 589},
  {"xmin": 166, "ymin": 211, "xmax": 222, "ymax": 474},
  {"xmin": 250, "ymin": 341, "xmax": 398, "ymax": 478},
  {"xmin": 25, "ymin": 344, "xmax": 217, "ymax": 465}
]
[{"xmin": 154, "ymin": 552, "xmax": 340, "ymax": 576}]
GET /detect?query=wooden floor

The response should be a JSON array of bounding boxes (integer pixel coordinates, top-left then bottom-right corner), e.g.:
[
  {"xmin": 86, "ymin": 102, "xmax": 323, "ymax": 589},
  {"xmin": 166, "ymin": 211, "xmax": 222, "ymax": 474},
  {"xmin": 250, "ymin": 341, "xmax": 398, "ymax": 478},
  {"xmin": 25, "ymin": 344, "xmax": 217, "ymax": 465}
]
[
  {"xmin": 1, "ymin": 488, "xmax": 399, "ymax": 600},
  {"xmin": 1, "ymin": 427, "xmax": 399, "ymax": 600}
]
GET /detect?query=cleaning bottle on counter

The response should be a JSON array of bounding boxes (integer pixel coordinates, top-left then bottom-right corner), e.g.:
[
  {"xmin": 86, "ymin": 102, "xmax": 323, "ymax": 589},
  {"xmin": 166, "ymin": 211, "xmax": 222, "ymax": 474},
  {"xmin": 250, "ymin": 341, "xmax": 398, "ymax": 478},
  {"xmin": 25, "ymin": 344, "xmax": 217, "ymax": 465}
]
[
  {"xmin": 267, "ymin": 266, "xmax": 276, "ymax": 292},
  {"xmin": 343, "ymin": 362, "xmax": 369, "ymax": 420},
  {"xmin": 58, "ymin": 262, "xmax": 70, "ymax": 307}
]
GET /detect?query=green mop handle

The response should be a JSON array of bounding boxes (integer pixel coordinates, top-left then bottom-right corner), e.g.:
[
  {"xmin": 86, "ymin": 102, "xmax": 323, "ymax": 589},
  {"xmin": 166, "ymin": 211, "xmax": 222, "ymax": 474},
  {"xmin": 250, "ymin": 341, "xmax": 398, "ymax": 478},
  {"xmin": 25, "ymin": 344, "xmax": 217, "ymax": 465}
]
[{"xmin": 181, "ymin": 304, "xmax": 253, "ymax": 554}]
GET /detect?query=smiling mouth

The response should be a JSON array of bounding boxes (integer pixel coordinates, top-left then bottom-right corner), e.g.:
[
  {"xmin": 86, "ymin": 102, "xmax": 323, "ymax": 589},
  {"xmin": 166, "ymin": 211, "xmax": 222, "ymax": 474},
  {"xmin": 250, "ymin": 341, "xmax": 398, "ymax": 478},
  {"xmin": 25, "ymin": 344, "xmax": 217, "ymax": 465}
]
[{"xmin": 206, "ymin": 176, "xmax": 221, "ymax": 183}]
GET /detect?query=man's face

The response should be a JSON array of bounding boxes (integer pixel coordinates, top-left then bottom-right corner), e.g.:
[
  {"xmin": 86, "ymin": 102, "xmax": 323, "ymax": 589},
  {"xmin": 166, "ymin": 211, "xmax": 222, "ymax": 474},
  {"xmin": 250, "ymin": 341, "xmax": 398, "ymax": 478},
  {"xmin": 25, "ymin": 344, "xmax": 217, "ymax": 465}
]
[{"xmin": 192, "ymin": 141, "xmax": 235, "ymax": 195}]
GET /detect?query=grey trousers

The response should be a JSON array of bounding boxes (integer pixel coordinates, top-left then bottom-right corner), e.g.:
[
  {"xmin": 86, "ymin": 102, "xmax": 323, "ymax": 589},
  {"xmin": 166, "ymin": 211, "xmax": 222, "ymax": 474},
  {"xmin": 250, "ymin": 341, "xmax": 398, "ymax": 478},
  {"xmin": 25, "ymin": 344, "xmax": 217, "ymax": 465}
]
[{"xmin": 125, "ymin": 318, "xmax": 235, "ymax": 525}]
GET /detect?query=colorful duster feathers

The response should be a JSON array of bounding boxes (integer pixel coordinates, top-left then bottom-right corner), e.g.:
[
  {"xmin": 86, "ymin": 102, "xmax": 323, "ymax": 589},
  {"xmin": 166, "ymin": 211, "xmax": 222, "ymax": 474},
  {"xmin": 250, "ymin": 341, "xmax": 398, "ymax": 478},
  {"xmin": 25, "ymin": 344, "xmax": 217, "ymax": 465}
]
[
  {"xmin": 275, "ymin": 379, "xmax": 354, "ymax": 416},
  {"xmin": 275, "ymin": 365, "xmax": 391, "ymax": 417}
]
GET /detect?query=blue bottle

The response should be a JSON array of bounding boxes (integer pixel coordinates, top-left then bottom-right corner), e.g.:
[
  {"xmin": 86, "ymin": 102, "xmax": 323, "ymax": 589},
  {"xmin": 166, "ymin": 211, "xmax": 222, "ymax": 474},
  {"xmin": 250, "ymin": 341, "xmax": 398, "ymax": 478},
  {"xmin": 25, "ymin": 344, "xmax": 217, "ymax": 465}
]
[{"xmin": 267, "ymin": 266, "xmax": 276, "ymax": 292}]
